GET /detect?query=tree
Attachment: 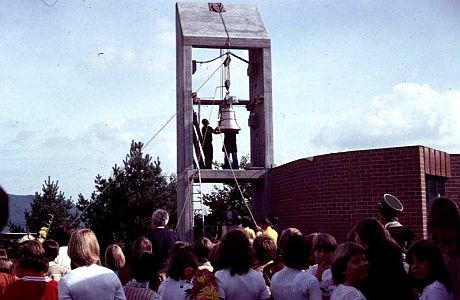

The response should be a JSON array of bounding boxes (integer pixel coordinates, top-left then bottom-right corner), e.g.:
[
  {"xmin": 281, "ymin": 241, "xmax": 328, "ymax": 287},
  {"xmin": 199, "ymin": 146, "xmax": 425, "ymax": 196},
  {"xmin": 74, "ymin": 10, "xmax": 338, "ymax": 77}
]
[
  {"xmin": 76, "ymin": 141, "xmax": 177, "ymax": 250},
  {"xmin": 202, "ymin": 156, "xmax": 253, "ymax": 227},
  {"xmin": 23, "ymin": 177, "xmax": 75, "ymax": 240}
]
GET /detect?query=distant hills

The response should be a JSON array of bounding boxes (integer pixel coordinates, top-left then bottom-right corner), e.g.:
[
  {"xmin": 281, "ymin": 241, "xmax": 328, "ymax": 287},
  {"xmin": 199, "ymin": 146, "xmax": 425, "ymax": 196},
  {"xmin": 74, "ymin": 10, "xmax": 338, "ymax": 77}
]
[{"xmin": 5, "ymin": 194, "xmax": 34, "ymax": 231}]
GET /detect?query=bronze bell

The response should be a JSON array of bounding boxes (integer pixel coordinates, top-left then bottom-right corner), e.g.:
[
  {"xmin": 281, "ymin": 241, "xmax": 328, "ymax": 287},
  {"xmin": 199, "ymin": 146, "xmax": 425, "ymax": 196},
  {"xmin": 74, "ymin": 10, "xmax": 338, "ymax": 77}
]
[{"xmin": 218, "ymin": 103, "xmax": 241, "ymax": 133}]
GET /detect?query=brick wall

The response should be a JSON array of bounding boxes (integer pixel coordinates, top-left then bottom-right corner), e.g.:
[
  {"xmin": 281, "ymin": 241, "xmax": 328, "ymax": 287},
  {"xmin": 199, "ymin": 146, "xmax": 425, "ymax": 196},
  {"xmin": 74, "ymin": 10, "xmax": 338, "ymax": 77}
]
[
  {"xmin": 269, "ymin": 146, "xmax": 428, "ymax": 242},
  {"xmin": 446, "ymin": 154, "xmax": 460, "ymax": 207}
]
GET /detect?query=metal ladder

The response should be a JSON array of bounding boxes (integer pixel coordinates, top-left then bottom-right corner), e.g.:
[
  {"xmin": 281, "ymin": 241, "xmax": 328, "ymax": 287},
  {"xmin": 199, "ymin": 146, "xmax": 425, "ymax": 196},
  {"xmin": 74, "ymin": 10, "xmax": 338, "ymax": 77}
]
[{"xmin": 191, "ymin": 169, "xmax": 205, "ymax": 237}]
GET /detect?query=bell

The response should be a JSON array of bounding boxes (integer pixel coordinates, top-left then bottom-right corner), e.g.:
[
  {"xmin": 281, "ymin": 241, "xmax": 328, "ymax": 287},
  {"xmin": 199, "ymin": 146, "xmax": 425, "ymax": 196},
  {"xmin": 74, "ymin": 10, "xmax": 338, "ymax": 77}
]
[{"xmin": 218, "ymin": 104, "xmax": 241, "ymax": 133}]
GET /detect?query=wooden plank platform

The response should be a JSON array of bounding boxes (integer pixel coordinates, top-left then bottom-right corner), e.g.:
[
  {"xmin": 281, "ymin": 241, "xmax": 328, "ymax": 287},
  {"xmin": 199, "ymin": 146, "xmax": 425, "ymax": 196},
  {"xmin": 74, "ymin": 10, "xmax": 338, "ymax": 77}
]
[{"xmin": 192, "ymin": 169, "xmax": 267, "ymax": 183}]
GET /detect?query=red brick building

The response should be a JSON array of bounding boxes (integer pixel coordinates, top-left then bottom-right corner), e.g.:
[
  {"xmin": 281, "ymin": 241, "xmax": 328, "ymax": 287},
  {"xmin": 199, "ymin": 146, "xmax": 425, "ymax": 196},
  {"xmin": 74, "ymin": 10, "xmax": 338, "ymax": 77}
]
[{"xmin": 268, "ymin": 145, "xmax": 460, "ymax": 242}]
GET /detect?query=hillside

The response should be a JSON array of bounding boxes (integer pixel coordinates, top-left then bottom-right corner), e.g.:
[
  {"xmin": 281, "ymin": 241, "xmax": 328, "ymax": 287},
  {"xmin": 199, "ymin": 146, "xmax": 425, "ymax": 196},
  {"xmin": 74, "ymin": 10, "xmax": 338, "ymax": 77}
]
[{"xmin": 5, "ymin": 194, "xmax": 34, "ymax": 231}]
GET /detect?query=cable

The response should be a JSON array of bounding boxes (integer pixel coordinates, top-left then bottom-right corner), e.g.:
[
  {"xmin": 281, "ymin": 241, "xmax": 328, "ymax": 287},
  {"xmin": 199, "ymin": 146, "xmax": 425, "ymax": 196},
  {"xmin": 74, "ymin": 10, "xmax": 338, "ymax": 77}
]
[
  {"xmin": 195, "ymin": 52, "xmax": 227, "ymax": 64},
  {"xmin": 229, "ymin": 51, "xmax": 253, "ymax": 65}
]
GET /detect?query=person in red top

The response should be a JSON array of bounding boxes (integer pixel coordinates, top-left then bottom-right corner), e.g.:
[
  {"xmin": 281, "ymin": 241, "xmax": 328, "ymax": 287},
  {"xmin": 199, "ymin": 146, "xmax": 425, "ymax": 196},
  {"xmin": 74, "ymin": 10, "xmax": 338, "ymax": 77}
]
[
  {"xmin": 4, "ymin": 240, "xmax": 58, "ymax": 300},
  {"xmin": 0, "ymin": 256, "xmax": 16, "ymax": 296}
]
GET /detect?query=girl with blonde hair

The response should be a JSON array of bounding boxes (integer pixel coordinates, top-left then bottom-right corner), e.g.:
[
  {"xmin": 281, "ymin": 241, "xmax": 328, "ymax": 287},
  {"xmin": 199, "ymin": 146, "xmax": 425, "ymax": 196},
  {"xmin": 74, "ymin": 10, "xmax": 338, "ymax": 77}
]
[{"xmin": 58, "ymin": 228, "xmax": 126, "ymax": 300}]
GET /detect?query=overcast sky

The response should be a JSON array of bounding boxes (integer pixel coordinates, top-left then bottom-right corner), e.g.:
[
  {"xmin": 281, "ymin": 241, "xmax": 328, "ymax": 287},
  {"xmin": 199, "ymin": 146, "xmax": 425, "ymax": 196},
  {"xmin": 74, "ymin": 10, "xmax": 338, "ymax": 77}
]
[{"xmin": 1, "ymin": 0, "xmax": 459, "ymax": 199}]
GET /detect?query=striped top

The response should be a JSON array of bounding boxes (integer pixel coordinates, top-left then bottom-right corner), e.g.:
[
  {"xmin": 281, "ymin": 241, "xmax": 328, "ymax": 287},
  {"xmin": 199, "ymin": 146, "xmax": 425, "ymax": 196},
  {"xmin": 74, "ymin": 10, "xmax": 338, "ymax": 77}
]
[
  {"xmin": 270, "ymin": 267, "xmax": 322, "ymax": 300},
  {"xmin": 124, "ymin": 285, "xmax": 161, "ymax": 300}
]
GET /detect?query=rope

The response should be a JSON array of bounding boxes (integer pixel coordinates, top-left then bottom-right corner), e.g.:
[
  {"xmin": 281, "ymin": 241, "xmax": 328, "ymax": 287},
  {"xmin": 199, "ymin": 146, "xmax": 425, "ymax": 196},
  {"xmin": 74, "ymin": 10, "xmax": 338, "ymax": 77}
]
[
  {"xmin": 218, "ymin": 132, "xmax": 258, "ymax": 229},
  {"xmin": 71, "ymin": 56, "xmax": 227, "ymax": 227},
  {"xmin": 218, "ymin": 10, "xmax": 230, "ymax": 48}
]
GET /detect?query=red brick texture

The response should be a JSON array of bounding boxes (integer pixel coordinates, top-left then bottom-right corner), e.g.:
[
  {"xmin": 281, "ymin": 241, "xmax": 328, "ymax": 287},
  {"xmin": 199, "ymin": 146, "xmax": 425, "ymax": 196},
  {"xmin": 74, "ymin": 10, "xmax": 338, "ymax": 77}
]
[
  {"xmin": 268, "ymin": 146, "xmax": 435, "ymax": 242},
  {"xmin": 446, "ymin": 154, "xmax": 460, "ymax": 207}
]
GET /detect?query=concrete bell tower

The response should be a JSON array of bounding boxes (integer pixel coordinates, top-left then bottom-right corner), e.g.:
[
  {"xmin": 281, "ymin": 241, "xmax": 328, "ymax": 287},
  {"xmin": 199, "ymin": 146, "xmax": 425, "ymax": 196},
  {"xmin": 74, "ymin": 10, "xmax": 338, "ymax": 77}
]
[{"xmin": 176, "ymin": 2, "xmax": 273, "ymax": 241}]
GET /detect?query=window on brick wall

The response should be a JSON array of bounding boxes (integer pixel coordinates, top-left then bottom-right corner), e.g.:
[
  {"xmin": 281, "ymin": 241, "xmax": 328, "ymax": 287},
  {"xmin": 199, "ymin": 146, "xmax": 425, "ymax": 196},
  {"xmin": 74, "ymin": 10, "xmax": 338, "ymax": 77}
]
[{"xmin": 425, "ymin": 175, "xmax": 446, "ymax": 206}]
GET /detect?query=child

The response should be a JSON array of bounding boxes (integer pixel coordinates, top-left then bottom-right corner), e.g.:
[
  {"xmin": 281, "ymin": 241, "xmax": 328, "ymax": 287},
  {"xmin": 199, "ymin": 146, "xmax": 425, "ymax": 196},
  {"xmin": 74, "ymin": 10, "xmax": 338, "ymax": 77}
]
[
  {"xmin": 307, "ymin": 233, "xmax": 337, "ymax": 299},
  {"xmin": 407, "ymin": 239, "xmax": 453, "ymax": 300},
  {"xmin": 330, "ymin": 242, "xmax": 368, "ymax": 300},
  {"xmin": 43, "ymin": 239, "xmax": 69, "ymax": 281}
]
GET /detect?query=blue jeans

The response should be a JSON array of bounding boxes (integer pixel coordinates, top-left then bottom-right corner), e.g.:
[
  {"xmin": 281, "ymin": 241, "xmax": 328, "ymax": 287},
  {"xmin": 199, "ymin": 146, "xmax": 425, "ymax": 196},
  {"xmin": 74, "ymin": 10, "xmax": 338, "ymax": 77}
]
[{"xmin": 223, "ymin": 152, "xmax": 238, "ymax": 169}]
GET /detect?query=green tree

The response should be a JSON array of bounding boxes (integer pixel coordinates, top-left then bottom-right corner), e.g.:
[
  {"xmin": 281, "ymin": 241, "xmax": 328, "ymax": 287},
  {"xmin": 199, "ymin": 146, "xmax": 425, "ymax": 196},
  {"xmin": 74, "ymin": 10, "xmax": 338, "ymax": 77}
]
[
  {"xmin": 23, "ymin": 177, "xmax": 75, "ymax": 240},
  {"xmin": 76, "ymin": 141, "xmax": 177, "ymax": 250},
  {"xmin": 202, "ymin": 156, "xmax": 252, "ymax": 225}
]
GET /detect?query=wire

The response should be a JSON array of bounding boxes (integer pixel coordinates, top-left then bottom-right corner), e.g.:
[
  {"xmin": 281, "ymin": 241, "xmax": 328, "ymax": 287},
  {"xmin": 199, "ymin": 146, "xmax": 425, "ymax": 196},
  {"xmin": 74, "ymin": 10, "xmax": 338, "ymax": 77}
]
[
  {"xmin": 229, "ymin": 51, "xmax": 253, "ymax": 65},
  {"xmin": 195, "ymin": 52, "xmax": 227, "ymax": 64}
]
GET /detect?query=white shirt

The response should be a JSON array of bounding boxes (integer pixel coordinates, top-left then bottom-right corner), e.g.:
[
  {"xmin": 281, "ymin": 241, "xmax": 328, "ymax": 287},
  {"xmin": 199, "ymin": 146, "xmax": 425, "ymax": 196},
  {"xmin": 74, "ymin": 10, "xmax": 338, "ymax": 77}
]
[
  {"xmin": 158, "ymin": 278, "xmax": 192, "ymax": 300},
  {"xmin": 384, "ymin": 221, "xmax": 402, "ymax": 229},
  {"xmin": 419, "ymin": 281, "xmax": 453, "ymax": 300},
  {"xmin": 270, "ymin": 266, "xmax": 322, "ymax": 300},
  {"xmin": 58, "ymin": 264, "xmax": 126, "ymax": 300},
  {"xmin": 306, "ymin": 264, "xmax": 335, "ymax": 297},
  {"xmin": 55, "ymin": 246, "xmax": 71, "ymax": 269},
  {"xmin": 330, "ymin": 284, "xmax": 366, "ymax": 300},
  {"xmin": 215, "ymin": 268, "xmax": 270, "ymax": 300}
]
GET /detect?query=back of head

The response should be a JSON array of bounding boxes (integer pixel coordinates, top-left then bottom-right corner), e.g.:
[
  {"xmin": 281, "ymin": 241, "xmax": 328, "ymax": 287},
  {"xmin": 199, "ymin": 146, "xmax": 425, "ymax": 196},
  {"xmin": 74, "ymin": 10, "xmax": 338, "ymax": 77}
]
[
  {"xmin": 18, "ymin": 240, "xmax": 48, "ymax": 273},
  {"xmin": 428, "ymin": 197, "xmax": 460, "ymax": 255},
  {"xmin": 152, "ymin": 209, "xmax": 169, "ymax": 227},
  {"xmin": 0, "ymin": 248, "xmax": 7, "ymax": 258},
  {"xmin": 193, "ymin": 237, "xmax": 214, "ymax": 262},
  {"xmin": 259, "ymin": 218, "xmax": 272, "ymax": 227},
  {"xmin": 253, "ymin": 234, "xmax": 277, "ymax": 264},
  {"xmin": 241, "ymin": 216, "xmax": 253, "ymax": 228},
  {"xmin": 283, "ymin": 234, "xmax": 312, "ymax": 270},
  {"xmin": 219, "ymin": 229, "xmax": 253, "ymax": 275},
  {"xmin": 105, "ymin": 244, "xmax": 126, "ymax": 271},
  {"xmin": 355, "ymin": 217, "xmax": 389, "ymax": 249},
  {"xmin": 42, "ymin": 239, "xmax": 60, "ymax": 262},
  {"xmin": 54, "ymin": 225, "xmax": 72, "ymax": 247},
  {"xmin": 0, "ymin": 257, "xmax": 13, "ymax": 274},
  {"xmin": 132, "ymin": 251, "xmax": 157, "ymax": 282},
  {"xmin": 278, "ymin": 228, "xmax": 302, "ymax": 255},
  {"xmin": 407, "ymin": 239, "xmax": 452, "ymax": 293},
  {"xmin": 167, "ymin": 241, "xmax": 197, "ymax": 281},
  {"xmin": 331, "ymin": 242, "xmax": 366, "ymax": 285},
  {"xmin": 131, "ymin": 236, "xmax": 153, "ymax": 258},
  {"xmin": 313, "ymin": 233, "xmax": 337, "ymax": 252},
  {"xmin": 68, "ymin": 228, "xmax": 101, "ymax": 267}
]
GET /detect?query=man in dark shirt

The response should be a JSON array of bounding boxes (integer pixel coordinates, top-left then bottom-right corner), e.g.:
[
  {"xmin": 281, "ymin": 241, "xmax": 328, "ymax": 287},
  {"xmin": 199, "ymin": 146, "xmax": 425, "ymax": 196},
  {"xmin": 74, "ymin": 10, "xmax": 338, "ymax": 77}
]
[
  {"xmin": 201, "ymin": 119, "xmax": 218, "ymax": 169},
  {"xmin": 146, "ymin": 209, "xmax": 180, "ymax": 272}
]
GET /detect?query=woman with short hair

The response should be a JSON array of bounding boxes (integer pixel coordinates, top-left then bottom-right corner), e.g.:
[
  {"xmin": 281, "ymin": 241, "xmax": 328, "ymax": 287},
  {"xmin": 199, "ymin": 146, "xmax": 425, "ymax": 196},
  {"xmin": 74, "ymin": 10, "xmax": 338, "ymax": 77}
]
[
  {"xmin": 307, "ymin": 233, "xmax": 337, "ymax": 299},
  {"xmin": 330, "ymin": 242, "xmax": 368, "ymax": 300},
  {"xmin": 58, "ymin": 228, "xmax": 126, "ymax": 300},
  {"xmin": 105, "ymin": 244, "xmax": 126, "ymax": 274},
  {"xmin": 270, "ymin": 234, "xmax": 322, "ymax": 300},
  {"xmin": 216, "ymin": 229, "xmax": 270, "ymax": 300},
  {"xmin": 4, "ymin": 240, "xmax": 58, "ymax": 300}
]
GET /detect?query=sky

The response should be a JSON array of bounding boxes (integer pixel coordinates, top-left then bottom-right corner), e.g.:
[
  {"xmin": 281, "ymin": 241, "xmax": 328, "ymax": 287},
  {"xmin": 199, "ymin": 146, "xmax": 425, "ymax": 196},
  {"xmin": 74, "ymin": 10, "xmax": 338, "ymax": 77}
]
[{"xmin": 1, "ymin": 0, "xmax": 460, "ymax": 200}]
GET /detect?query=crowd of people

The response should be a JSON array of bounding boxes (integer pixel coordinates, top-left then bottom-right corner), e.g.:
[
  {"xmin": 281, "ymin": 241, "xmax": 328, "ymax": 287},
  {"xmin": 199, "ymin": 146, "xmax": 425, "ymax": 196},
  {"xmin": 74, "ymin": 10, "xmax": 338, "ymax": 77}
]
[{"xmin": 0, "ymin": 195, "xmax": 459, "ymax": 300}]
